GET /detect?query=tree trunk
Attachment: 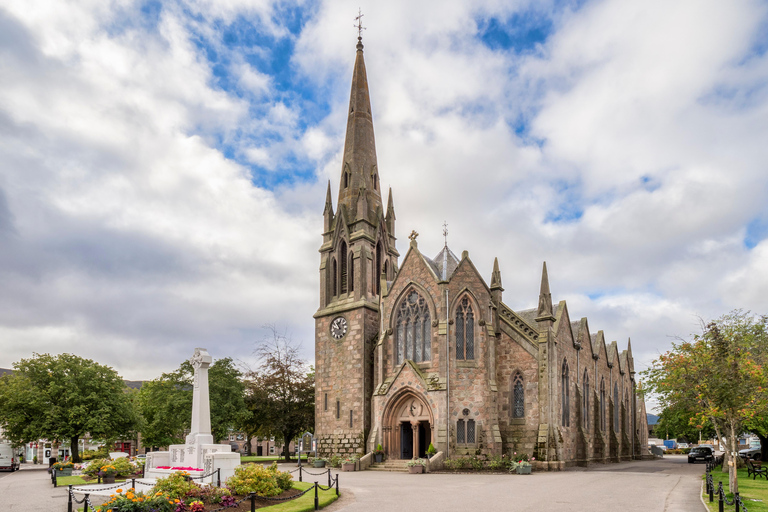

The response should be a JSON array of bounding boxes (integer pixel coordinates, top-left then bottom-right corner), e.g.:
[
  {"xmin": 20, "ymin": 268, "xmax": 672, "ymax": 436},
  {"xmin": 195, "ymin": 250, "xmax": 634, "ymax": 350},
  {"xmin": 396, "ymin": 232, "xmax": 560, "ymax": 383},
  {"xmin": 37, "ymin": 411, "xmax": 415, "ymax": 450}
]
[
  {"xmin": 712, "ymin": 419, "xmax": 728, "ymax": 474},
  {"xmin": 244, "ymin": 433, "xmax": 252, "ymax": 456},
  {"xmin": 282, "ymin": 431, "xmax": 293, "ymax": 462},
  {"xmin": 70, "ymin": 435, "xmax": 80, "ymax": 463},
  {"xmin": 757, "ymin": 432, "xmax": 767, "ymax": 462},
  {"xmin": 728, "ymin": 420, "xmax": 738, "ymax": 494}
]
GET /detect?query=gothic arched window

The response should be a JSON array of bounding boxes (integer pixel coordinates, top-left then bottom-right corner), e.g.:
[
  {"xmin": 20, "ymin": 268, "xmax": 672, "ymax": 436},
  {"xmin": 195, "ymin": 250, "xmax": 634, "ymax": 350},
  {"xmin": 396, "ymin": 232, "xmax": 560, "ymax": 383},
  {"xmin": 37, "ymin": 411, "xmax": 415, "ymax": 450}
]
[
  {"xmin": 332, "ymin": 258, "xmax": 337, "ymax": 297},
  {"xmin": 512, "ymin": 372, "xmax": 524, "ymax": 419},
  {"xmin": 375, "ymin": 243, "xmax": 382, "ymax": 295},
  {"xmin": 613, "ymin": 383, "xmax": 619, "ymax": 433},
  {"xmin": 395, "ymin": 290, "xmax": 431, "ymax": 365},
  {"xmin": 600, "ymin": 378, "xmax": 606, "ymax": 432},
  {"xmin": 582, "ymin": 369, "xmax": 590, "ymax": 430},
  {"xmin": 348, "ymin": 252, "xmax": 354, "ymax": 293},
  {"xmin": 455, "ymin": 297, "xmax": 475, "ymax": 360},
  {"xmin": 340, "ymin": 241, "xmax": 348, "ymax": 294},
  {"xmin": 561, "ymin": 359, "xmax": 570, "ymax": 427}
]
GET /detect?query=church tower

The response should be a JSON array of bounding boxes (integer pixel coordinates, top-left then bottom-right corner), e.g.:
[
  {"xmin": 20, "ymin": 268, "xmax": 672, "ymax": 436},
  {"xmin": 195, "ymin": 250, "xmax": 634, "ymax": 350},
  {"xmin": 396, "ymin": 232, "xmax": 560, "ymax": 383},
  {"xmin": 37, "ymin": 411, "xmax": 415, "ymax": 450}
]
[{"xmin": 314, "ymin": 35, "xmax": 399, "ymax": 456}]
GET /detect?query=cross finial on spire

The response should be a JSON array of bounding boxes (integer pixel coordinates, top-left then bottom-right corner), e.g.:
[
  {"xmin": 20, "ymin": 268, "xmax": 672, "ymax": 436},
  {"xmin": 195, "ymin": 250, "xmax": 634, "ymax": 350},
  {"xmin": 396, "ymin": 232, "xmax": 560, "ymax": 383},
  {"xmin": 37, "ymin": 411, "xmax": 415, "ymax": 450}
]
[
  {"xmin": 354, "ymin": 8, "xmax": 366, "ymax": 39},
  {"xmin": 442, "ymin": 221, "xmax": 448, "ymax": 247}
]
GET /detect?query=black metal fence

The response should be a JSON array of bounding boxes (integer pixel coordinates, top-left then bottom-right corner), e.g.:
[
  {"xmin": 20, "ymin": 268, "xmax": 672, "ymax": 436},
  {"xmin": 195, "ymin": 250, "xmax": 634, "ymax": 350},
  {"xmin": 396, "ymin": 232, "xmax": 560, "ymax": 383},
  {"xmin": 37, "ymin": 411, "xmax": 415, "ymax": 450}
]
[{"xmin": 705, "ymin": 461, "xmax": 749, "ymax": 512}]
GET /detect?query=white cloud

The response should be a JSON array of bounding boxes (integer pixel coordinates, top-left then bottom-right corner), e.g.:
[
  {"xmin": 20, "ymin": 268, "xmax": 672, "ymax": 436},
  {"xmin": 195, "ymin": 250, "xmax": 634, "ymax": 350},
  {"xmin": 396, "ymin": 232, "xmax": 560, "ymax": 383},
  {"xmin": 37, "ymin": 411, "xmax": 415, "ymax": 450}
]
[{"xmin": 0, "ymin": 0, "xmax": 767, "ymax": 388}]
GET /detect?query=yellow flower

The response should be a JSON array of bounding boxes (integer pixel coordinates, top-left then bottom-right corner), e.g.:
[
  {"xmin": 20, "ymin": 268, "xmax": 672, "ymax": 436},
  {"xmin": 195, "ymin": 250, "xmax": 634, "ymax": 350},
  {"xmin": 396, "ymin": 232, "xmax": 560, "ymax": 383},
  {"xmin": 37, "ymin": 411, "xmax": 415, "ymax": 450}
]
[{"xmin": 116, "ymin": 488, "xmax": 123, "ymax": 493}]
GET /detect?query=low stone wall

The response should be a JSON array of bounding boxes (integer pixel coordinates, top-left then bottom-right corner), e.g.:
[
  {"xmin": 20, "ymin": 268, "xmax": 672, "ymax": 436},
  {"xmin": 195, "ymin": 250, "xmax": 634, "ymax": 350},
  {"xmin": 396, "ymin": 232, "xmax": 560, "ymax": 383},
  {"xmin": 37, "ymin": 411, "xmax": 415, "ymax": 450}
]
[
  {"xmin": 359, "ymin": 452, "xmax": 372, "ymax": 470},
  {"xmin": 426, "ymin": 451, "xmax": 444, "ymax": 472}
]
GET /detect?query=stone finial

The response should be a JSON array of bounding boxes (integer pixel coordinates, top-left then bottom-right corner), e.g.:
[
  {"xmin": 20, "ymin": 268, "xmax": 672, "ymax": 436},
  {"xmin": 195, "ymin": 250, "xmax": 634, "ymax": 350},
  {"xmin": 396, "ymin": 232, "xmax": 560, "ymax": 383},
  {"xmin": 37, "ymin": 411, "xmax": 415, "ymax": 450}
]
[{"xmin": 536, "ymin": 261, "xmax": 555, "ymax": 323}]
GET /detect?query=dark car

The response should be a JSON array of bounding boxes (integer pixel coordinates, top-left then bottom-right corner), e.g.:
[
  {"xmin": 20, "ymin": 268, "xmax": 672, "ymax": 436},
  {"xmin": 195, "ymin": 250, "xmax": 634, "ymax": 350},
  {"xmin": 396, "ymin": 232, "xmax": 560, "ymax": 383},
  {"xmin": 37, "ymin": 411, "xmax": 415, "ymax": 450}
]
[{"xmin": 688, "ymin": 446, "xmax": 715, "ymax": 464}]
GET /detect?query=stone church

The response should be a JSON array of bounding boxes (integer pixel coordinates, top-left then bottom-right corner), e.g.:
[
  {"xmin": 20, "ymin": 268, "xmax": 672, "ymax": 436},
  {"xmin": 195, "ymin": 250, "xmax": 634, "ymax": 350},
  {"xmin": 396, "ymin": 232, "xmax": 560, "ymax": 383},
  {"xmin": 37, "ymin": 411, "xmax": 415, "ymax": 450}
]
[{"xmin": 314, "ymin": 36, "xmax": 649, "ymax": 469}]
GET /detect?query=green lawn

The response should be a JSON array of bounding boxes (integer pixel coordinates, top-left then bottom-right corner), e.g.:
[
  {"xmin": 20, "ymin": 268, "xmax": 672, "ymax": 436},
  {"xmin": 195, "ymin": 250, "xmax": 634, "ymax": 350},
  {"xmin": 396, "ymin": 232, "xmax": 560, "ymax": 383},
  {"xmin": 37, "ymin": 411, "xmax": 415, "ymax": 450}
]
[
  {"xmin": 241, "ymin": 455, "xmax": 309, "ymax": 463},
  {"xmin": 258, "ymin": 481, "xmax": 339, "ymax": 512},
  {"xmin": 703, "ymin": 465, "xmax": 768, "ymax": 512},
  {"xmin": 56, "ymin": 475, "xmax": 88, "ymax": 486}
]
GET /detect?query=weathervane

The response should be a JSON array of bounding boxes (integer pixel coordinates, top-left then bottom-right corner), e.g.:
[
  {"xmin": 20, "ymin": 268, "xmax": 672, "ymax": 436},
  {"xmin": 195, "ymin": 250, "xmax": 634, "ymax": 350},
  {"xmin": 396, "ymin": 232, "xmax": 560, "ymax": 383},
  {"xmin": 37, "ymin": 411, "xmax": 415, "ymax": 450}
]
[
  {"xmin": 443, "ymin": 221, "xmax": 448, "ymax": 247},
  {"xmin": 354, "ymin": 8, "xmax": 366, "ymax": 38}
]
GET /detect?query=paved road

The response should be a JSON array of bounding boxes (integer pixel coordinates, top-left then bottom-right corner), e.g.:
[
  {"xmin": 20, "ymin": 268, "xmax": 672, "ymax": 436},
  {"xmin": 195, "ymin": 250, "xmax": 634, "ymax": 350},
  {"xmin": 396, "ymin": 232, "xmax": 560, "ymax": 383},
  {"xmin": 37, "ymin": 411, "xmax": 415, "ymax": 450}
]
[
  {"xmin": 322, "ymin": 456, "xmax": 708, "ymax": 512},
  {"xmin": 0, "ymin": 456, "xmax": 707, "ymax": 511}
]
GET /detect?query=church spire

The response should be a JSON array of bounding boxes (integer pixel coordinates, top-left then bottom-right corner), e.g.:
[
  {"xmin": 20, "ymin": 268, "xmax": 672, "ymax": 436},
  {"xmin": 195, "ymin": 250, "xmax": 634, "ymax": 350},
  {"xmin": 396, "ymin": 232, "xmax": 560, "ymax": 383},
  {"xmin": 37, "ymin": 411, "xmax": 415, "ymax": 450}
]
[
  {"xmin": 337, "ymin": 35, "xmax": 382, "ymax": 224},
  {"xmin": 536, "ymin": 261, "xmax": 555, "ymax": 323},
  {"xmin": 490, "ymin": 257, "xmax": 503, "ymax": 291}
]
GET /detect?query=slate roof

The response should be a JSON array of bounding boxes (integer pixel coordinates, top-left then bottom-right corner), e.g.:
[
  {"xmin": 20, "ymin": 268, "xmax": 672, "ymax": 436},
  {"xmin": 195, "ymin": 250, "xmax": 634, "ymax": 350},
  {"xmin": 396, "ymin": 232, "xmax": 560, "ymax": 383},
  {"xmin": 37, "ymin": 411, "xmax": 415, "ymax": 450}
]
[{"xmin": 423, "ymin": 246, "xmax": 461, "ymax": 281}]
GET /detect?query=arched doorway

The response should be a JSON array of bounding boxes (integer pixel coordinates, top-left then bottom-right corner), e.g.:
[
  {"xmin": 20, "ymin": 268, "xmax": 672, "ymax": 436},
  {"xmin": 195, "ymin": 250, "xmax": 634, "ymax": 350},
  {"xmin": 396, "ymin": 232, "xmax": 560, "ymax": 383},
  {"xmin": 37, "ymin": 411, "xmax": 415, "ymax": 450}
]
[{"xmin": 382, "ymin": 389, "xmax": 434, "ymax": 459}]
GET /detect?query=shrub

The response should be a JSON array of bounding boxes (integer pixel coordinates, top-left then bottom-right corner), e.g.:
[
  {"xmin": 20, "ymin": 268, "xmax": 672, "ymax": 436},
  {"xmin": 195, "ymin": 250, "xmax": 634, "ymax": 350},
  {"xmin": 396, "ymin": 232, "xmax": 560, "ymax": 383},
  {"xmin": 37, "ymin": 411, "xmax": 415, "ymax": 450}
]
[
  {"xmin": 185, "ymin": 485, "xmax": 233, "ymax": 505},
  {"xmin": 151, "ymin": 472, "xmax": 198, "ymax": 500},
  {"xmin": 442, "ymin": 458, "xmax": 461, "ymax": 470},
  {"xmin": 327, "ymin": 455, "xmax": 342, "ymax": 468},
  {"xmin": 487, "ymin": 454, "xmax": 506, "ymax": 471},
  {"xmin": 426, "ymin": 443, "xmax": 436, "ymax": 456},
  {"xmin": 226, "ymin": 464, "xmax": 289, "ymax": 497},
  {"xmin": 83, "ymin": 458, "xmax": 111, "ymax": 477},
  {"xmin": 469, "ymin": 456, "xmax": 484, "ymax": 471},
  {"xmin": 269, "ymin": 462, "xmax": 293, "ymax": 492},
  {"xmin": 111, "ymin": 457, "xmax": 138, "ymax": 476}
]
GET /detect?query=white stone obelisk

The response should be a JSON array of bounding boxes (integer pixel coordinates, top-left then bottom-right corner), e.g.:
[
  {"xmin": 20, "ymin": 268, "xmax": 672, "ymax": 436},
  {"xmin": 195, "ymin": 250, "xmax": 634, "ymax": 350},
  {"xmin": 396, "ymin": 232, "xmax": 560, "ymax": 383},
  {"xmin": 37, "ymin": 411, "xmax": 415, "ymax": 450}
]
[{"xmin": 187, "ymin": 348, "xmax": 214, "ymax": 446}]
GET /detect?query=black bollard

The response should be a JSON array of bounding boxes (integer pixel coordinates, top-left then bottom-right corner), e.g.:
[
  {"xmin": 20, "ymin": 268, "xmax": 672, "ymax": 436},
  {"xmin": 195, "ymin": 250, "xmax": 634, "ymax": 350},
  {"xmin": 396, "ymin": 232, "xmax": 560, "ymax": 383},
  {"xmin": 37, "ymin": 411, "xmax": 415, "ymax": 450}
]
[
  {"xmin": 299, "ymin": 466, "xmax": 302, "ymax": 482},
  {"xmin": 314, "ymin": 482, "xmax": 319, "ymax": 511},
  {"xmin": 710, "ymin": 479, "xmax": 714, "ymax": 502},
  {"xmin": 327, "ymin": 468, "xmax": 331, "ymax": 488},
  {"xmin": 83, "ymin": 494, "xmax": 89, "ymax": 512},
  {"xmin": 217, "ymin": 468, "xmax": 221, "ymax": 488},
  {"xmin": 132, "ymin": 478, "xmax": 136, "ymax": 490},
  {"xmin": 734, "ymin": 492, "xmax": 739, "ymax": 512},
  {"xmin": 335, "ymin": 474, "xmax": 339, "ymax": 496},
  {"xmin": 719, "ymin": 482, "xmax": 724, "ymax": 512},
  {"xmin": 250, "ymin": 492, "xmax": 256, "ymax": 512},
  {"xmin": 67, "ymin": 485, "xmax": 73, "ymax": 512},
  {"xmin": 98, "ymin": 474, "xmax": 101, "ymax": 484},
  {"xmin": 53, "ymin": 472, "xmax": 57, "ymax": 488}
]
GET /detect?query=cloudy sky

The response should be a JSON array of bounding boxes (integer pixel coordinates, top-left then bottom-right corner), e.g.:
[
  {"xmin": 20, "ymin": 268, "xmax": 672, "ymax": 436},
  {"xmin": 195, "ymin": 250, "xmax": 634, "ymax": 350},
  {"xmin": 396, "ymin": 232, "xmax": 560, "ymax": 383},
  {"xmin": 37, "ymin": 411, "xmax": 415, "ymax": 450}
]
[{"xmin": 1, "ymin": 0, "xmax": 767, "ymax": 409}]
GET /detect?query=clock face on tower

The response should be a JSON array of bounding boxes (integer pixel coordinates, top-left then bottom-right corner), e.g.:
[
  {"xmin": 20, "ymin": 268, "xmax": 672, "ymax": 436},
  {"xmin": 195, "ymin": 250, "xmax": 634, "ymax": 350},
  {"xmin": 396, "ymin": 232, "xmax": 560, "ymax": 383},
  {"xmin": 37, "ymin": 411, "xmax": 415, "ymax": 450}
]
[{"xmin": 330, "ymin": 316, "xmax": 348, "ymax": 340}]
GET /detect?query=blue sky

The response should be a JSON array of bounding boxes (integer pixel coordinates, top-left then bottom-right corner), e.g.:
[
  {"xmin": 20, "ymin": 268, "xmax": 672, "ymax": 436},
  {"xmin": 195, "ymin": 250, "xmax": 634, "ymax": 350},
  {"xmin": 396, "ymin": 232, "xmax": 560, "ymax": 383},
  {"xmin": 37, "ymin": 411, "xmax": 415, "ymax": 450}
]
[{"xmin": 1, "ymin": 0, "xmax": 767, "ymax": 416}]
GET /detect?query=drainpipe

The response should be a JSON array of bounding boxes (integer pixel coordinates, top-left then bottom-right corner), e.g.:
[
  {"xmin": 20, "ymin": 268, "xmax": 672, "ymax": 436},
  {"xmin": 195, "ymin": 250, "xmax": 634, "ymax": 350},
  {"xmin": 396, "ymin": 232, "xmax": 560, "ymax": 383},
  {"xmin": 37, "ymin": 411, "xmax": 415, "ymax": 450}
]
[{"xmin": 445, "ymin": 288, "xmax": 450, "ymax": 460}]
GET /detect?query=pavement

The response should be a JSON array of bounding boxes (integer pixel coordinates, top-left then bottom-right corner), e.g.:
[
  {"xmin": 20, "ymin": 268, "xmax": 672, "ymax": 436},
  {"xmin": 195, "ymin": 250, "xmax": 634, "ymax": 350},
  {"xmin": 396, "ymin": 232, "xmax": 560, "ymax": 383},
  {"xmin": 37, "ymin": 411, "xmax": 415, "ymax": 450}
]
[{"xmin": 0, "ymin": 455, "xmax": 708, "ymax": 511}]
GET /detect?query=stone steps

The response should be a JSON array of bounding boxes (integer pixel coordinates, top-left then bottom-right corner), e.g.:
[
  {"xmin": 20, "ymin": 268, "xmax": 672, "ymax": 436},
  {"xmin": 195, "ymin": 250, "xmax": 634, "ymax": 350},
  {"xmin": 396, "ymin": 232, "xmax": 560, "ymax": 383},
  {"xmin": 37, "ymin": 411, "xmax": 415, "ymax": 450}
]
[{"xmin": 368, "ymin": 461, "xmax": 410, "ymax": 472}]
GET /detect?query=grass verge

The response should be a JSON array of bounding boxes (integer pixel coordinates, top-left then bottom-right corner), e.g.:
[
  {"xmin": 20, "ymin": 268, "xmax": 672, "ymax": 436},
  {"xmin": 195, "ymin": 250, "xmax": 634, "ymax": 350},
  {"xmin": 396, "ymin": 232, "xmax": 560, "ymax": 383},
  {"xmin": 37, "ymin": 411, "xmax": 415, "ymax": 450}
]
[
  {"xmin": 241, "ymin": 456, "xmax": 309, "ymax": 463},
  {"xmin": 259, "ymin": 481, "xmax": 339, "ymax": 512},
  {"xmin": 55, "ymin": 475, "xmax": 88, "ymax": 486},
  {"xmin": 702, "ymin": 465, "xmax": 768, "ymax": 512}
]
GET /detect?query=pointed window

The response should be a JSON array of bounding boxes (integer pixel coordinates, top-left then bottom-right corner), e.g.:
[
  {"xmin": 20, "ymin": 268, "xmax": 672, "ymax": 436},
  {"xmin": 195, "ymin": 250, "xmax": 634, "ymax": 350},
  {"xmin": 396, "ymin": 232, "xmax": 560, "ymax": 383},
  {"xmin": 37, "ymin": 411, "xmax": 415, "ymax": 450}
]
[
  {"xmin": 343, "ymin": 172, "xmax": 349, "ymax": 189},
  {"xmin": 332, "ymin": 258, "xmax": 337, "ymax": 297},
  {"xmin": 613, "ymin": 383, "xmax": 619, "ymax": 433},
  {"xmin": 340, "ymin": 242, "xmax": 348, "ymax": 294},
  {"xmin": 457, "ymin": 419, "xmax": 466, "ymax": 444},
  {"xmin": 562, "ymin": 359, "xmax": 570, "ymax": 427},
  {"xmin": 455, "ymin": 297, "xmax": 475, "ymax": 360},
  {"xmin": 582, "ymin": 370, "xmax": 590, "ymax": 430},
  {"xmin": 600, "ymin": 378, "xmax": 606, "ymax": 431},
  {"xmin": 467, "ymin": 419, "xmax": 476, "ymax": 444},
  {"xmin": 395, "ymin": 290, "xmax": 431, "ymax": 364},
  {"xmin": 375, "ymin": 243, "xmax": 382, "ymax": 295},
  {"xmin": 512, "ymin": 372, "xmax": 524, "ymax": 419},
  {"xmin": 348, "ymin": 252, "xmax": 354, "ymax": 292}
]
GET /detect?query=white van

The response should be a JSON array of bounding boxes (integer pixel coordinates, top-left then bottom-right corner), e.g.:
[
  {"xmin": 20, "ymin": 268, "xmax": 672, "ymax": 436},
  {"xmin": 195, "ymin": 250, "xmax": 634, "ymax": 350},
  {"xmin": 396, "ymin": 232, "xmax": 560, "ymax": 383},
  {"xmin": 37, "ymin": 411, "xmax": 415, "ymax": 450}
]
[{"xmin": 0, "ymin": 443, "xmax": 21, "ymax": 472}]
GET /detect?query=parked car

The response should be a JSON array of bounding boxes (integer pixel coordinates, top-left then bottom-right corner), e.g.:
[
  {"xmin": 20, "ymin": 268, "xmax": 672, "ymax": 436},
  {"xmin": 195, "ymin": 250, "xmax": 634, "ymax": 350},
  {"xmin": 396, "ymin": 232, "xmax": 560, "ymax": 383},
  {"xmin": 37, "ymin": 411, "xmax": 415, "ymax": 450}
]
[
  {"xmin": 677, "ymin": 443, "xmax": 689, "ymax": 449},
  {"xmin": 739, "ymin": 441, "xmax": 762, "ymax": 461},
  {"xmin": 688, "ymin": 446, "xmax": 715, "ymax": 464}
]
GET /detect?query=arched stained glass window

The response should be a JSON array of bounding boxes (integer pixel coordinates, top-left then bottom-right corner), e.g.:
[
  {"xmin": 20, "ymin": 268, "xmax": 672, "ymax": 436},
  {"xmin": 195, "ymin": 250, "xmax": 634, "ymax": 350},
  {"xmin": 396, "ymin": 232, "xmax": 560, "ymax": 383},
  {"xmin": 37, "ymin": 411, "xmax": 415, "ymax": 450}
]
[
  {"xmin": 395, "ymin": 290, "xmax": 431, "ymax": 365},
  {"xmin": 512, "ymin": 372, "xmax": 524, "ymax": 419},
  {"xmin": 562, "ymin": 360, "xmax": 570, "ymax": 427},
  {"xmin": 455, "ymin": 297, "xmax": 474, "ymax": 360}
]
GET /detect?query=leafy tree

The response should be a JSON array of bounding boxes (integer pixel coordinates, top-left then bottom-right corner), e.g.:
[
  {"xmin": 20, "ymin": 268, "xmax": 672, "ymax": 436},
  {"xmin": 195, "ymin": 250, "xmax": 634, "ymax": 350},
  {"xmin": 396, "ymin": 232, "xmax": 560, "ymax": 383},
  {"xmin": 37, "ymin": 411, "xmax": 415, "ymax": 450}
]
[
  {"xmin": 643, "ymin": 311, "xmax": 768, "ymax": 493},
  {"xmin": 138, "ymin": 357, "xmax": 245, "ymax": 446},
  {"xmin": 244, "ymin": 327, "xmax": 314, "ymax": 462},
  {"xmin": 656, "ymin": 403, "xmax": 716, "ymax": 443},
  {"xmin": 0, "ymin": 353, "xmax": 139, "ymax": 462}
]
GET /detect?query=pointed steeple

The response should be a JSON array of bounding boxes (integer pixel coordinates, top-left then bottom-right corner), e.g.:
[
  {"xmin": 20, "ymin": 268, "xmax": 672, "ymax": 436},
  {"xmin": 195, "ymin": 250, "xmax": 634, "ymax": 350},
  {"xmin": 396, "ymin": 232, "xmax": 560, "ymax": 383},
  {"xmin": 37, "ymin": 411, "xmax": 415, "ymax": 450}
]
[
  {"xmin": 490, "ymin": 257, "xmax": 503, "ymax": 291},
  {"xmin": 337, "ymin": 36, "xmax": 382, "ymax": 224},
  {"xmin": 536, "ymin": 261, "xmax": 555, "ymax": 323},
  {"xmin": 323, "ymin": 180, "xmax": 334, "ymax": 232}
]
